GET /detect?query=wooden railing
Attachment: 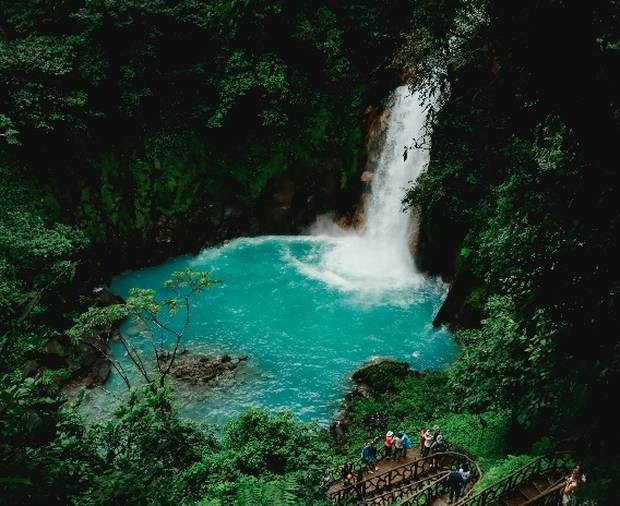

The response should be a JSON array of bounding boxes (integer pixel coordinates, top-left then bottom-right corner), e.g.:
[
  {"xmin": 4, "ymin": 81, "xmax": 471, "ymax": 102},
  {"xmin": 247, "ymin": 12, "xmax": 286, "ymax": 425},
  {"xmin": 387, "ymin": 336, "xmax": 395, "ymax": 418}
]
[
  {"xmin": 327, "ymin": 437, "xmax": 392, "ymax": 483},
  {"xmin": 520, "ymin": 478, "xmax": 565, "ymax": 506},
  {"xmin": 454, "ymin": 452, "xmax": 573, "ymax": 506},
  {"xmin": 394, "ymin": 452, "xmax": 482, "ymax": 506},
  {"xmin": 363, "ymin": 472, "xmax": 449, "ymax": 506},
  {"xmin": 329, "ymin": 452, "xmax": 437, "ymax": 503},
  {"xmin": 330, "ymin": 451, "xmax": 478, "ymax": 504},
  {"xmin": 396, "ymin": 474, "xmax": 451, "ymax": 506},
  {"xmin": 327, "ymin": 428, "xmax": 449, "ymax": 482}
]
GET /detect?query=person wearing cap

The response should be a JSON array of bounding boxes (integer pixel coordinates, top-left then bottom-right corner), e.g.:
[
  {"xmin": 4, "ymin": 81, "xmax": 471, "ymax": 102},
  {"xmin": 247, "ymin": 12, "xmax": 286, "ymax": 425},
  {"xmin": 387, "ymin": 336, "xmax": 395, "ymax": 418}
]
[
  {"xmin": 401, "ymin": 431, "xmax": 412, "ymax": 458},
  {"xmin": 384, "ymin": 431, "xmax": 394, "ymax": 459}
]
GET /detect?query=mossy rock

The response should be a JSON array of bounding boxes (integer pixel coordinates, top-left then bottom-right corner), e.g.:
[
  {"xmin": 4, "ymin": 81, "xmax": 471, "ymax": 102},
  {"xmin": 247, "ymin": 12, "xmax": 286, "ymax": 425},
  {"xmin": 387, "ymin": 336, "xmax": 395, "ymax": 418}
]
[{"xmin": 352, "ymin": 359, "xmax": 416, "ymax": 394}]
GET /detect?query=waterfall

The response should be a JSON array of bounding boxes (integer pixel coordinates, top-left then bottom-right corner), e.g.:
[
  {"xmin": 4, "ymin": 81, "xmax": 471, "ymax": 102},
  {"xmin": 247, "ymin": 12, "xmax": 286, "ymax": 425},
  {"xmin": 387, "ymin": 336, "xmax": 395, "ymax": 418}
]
[
  {"xmin": 364, "ymin": 85, "xmax": 426, "ymax": 253},
  {"xmin": 295, "ymin": 85, "xmax": 431, "ymax": 296}
]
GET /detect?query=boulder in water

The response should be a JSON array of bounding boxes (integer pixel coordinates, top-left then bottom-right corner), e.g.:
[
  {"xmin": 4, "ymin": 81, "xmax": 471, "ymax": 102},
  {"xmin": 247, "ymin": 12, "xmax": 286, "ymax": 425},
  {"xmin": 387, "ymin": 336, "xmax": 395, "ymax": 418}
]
[{"xmin": 157, "ymin": 352, "xmax": 247, "ymax": 385}]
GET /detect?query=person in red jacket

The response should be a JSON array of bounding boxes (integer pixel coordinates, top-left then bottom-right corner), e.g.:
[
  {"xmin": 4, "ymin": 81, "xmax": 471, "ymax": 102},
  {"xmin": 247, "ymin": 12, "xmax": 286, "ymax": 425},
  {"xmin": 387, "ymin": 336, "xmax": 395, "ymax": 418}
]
[{"xmin": 384, "ymin": 431, "xmax": 394, "ymax": 459}]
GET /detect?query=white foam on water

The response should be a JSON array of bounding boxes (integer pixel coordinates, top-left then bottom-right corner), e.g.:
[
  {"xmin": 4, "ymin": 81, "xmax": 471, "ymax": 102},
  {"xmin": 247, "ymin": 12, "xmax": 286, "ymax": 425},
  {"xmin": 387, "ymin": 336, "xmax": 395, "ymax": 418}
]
[{"xmin": 292, "ymin": 86, "xmax": 432, "ymax": 296}]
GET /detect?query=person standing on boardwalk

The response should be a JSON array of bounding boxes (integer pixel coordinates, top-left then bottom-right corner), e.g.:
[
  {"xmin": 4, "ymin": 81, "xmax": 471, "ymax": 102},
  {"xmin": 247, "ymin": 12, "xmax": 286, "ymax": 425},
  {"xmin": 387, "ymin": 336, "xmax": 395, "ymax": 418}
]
[
  {"xmin": 361, "ymin": 441, "xmax": 378, "ymax": 473},
  {"xmin": 355, "ymin": 469, "xmax": 365, "ymax": 499},
  {"xmin": 392, "ymin": 432, "xmax": 404, "ymax": 460},
  {"xmin": 561, "ymin": 464, "xmax": 585, "ymax": 506},
  {"xmin": 400, "ymin": 431, "xmax": 412, "ymax": 458},
  {"xmin": 419, "ymin": 427, "xmax": 427, "ymax": 451},
  {"xmin": 384, "ymin": 431, "xmax": 394, "ymax": 459},
  {"xmin": 448, "ymin": 467, "xmax": 464, "ymax": 504},
  {"xmin": 459, "ymin": 466, "xmax": 471, "ymax": 497},
  {"xmin": 431, "ymin": 430, "xmax": 445, "ymax": 453},
  {"xmin": 422, "ymin": 430, "xmax": 434, "ymax": 457},
  {"xmin": 341, "ymin": 462, "xmax": 353, "ymax": 484}
]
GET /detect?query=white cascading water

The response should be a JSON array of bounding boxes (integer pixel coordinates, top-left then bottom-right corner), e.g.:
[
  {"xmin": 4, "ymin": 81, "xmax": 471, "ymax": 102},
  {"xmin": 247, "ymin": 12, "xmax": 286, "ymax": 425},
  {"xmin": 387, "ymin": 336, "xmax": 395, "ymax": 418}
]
[{"xmin": 295, "ymin": 85, "xmax": 431, "ymax": 295}]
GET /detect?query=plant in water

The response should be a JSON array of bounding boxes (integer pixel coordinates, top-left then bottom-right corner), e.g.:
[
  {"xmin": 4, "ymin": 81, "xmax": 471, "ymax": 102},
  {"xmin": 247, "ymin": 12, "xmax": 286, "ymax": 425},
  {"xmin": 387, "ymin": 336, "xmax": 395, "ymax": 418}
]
[{"xmin": 68, "ymin": 268, "xmax": 220, "ymax": 388}]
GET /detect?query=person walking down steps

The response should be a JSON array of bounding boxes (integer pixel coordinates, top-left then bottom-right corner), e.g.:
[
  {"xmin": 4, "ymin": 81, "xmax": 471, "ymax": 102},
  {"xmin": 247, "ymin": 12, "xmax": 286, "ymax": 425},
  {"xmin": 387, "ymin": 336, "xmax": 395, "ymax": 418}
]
[{"xmin": 448, "ymin": 467, "xmax": 465, "ymax": 504}]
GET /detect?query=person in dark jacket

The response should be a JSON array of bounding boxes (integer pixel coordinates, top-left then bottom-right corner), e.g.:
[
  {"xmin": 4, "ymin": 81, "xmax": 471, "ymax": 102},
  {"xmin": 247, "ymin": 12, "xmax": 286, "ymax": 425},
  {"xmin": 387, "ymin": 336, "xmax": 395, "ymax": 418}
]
[
  {"xmin": 448, "ymin": 467, "xmax": 464, "ymax": 504},
  {"xmin": 355, "ymin": 469, "xmax": 365, "ymax": 499},
  {"xmin": 361, "ymin": 441, "xmax": 378, "ymax": 472},
  {"xmin": 431, "ymin": 431, "xmax": 446, "ymax": 453}
]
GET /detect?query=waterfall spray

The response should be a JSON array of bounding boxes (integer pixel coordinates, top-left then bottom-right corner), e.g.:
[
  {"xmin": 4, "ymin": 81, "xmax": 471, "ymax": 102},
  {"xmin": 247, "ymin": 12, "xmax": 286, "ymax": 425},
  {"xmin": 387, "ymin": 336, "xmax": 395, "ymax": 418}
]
[{"xmin": 298, "ymin": 85, "xmax": 431, "ymax": 295}]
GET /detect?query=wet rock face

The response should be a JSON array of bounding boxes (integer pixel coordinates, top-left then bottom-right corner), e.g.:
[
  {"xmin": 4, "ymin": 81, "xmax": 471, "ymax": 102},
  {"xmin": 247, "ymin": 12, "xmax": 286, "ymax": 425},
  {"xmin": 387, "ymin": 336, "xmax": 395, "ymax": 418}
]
[{"xmin": 157, "ymin": 351, "xmax": 248, "ymax": 385}]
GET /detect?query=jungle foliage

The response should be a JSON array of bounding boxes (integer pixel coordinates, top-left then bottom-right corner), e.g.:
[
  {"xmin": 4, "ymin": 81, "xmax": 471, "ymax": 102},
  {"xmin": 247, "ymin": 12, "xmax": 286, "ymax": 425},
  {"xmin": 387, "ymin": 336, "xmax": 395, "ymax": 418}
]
[
  {"xmin": 0, "ymin": 2, "xmax": 414, "ymax": 504},
  {"xmin": 1, "ymin": 0, "xmax": 619, "ymax": 503},
  {"xmin": 3, "ymin": 384, "xmax": 333, "ymax": 505},
  {"xmin": 0, "ymin": 0, "xmax": 415, "ymax": 261},
  {"xmin": 399, "ymin": 0, "xmax": 620, "ymax": 495}
]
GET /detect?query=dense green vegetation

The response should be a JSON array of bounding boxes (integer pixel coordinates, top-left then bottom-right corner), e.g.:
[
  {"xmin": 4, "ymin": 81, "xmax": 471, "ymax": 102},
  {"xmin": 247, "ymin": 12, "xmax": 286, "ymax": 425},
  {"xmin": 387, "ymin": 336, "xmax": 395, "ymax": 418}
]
[
  {"xmin": 1, "ymin": 0, "xmax": 618, "ymax": 504},
  {"xmin": 401, "ymin": 0, "xmax": 619, "ymax": 499},
  {"xmin": 0, "ymin": 0, "xmax": 415, "ymax": 268},
  {"xmin": 6, "ymin": 386, "xmax": 334, "ymax": 505},
  {"xmin": 0, "ymin": 2, "xmax": 415, "ymax": 504}
]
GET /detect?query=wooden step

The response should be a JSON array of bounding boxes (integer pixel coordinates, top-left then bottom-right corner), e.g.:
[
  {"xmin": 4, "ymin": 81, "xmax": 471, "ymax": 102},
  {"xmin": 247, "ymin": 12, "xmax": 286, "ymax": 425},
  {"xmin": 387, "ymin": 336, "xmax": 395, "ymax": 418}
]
[
  {"xmin": 532, "ymin": 477, "xmax": 550, "ymax": 493},
  {"xmin": 519, "ymin": 484, "xmax": 541, "ymax": 500},
  {"xmin": 544, "ymin": 470, "xmax": 562, "ymax": 483},
  {"xmin": 502, "ymin": 495, "xmax": 526, "ymax": 506}
]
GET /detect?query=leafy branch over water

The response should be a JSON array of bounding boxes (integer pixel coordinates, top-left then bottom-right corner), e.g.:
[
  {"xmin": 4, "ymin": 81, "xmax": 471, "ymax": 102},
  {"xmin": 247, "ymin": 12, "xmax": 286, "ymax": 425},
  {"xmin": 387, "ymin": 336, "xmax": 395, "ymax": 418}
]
[{"xmin": 68, "ymin": 268, "xmax": 220, "ymax": 389}]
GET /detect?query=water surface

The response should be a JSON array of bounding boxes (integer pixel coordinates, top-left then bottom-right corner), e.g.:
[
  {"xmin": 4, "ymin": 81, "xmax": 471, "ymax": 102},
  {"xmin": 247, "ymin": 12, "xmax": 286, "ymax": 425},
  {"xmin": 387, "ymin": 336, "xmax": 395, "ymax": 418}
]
[{"xmin": 85, "ymin": 86, "xmax": 457, "ymax": 425}]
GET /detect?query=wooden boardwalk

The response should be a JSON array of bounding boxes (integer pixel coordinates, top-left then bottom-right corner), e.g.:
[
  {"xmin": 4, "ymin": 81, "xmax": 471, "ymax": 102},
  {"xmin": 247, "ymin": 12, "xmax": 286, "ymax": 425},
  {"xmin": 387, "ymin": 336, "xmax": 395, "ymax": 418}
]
[{"xmin": 328, "ymin": 448, "xmax": 425, "ymax": 496}]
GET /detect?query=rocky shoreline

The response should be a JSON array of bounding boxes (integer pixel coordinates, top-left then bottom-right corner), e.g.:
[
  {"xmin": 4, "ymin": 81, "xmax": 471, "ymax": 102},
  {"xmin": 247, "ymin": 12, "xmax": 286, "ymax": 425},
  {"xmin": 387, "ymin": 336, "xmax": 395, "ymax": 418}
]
[
  {"xmin": 331, "ymin": 358, "xmax": 423, "ymax": 443},
  {"xmin": 26, "ymin": 287, "xmax": 124, "ymax": 389}
]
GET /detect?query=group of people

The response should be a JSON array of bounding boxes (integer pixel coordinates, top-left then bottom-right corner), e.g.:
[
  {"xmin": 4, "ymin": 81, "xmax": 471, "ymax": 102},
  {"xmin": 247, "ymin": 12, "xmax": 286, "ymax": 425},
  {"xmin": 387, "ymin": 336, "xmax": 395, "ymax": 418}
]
[
  {"xmin": 357, "ymin": 425, "xmax": 449, "ymax": 476},
  {"xmin": 447, "ymin": 466, "xmax": 472, "ymax": 504},
  {"xmin": 381, "ymin": 430, "xmax": 414, "ymax": 461},
  {"xmin": 326, "ymin": 425, "xmax": 452, "ymax": 496},
  {"xmin": 329, "ymin": 428, "xmax": 589, "ymax": 506},
  {"xmin": 419, "ymin": 425, "xmax": 447, "ymax": 456}
]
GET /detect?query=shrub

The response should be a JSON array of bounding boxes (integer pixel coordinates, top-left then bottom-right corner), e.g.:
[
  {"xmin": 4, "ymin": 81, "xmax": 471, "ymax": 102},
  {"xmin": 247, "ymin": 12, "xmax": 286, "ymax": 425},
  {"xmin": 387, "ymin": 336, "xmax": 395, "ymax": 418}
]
[{"xmin": 435, "ymin": 409, "xmax": 512, "ymax": 459}]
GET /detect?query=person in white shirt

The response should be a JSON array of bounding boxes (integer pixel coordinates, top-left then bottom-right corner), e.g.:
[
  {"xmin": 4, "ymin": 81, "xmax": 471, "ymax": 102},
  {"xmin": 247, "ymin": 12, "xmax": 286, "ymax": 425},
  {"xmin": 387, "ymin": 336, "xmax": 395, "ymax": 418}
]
[
  {"xmin": 422, "ymin": 431, "xmax": 433, "ymax": 457},
  {"xmin": 459, "ymin": 466, "xmax": 471, "ymax": 496}
]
